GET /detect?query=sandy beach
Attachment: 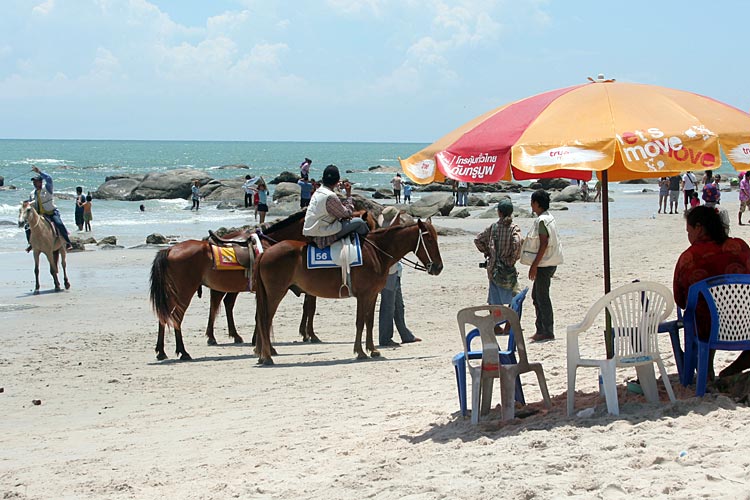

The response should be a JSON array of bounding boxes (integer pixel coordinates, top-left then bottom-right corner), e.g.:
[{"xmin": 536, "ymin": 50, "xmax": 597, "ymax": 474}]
[{"xmin": 2, "ymin": 194, "xmax": 750, "ymax": 499}]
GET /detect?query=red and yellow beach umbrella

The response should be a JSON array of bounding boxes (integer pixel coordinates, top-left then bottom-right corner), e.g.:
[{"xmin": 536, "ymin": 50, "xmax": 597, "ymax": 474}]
[{"xmin": 400, "ymin": 80, "xmax": 750, "ymax": 184}]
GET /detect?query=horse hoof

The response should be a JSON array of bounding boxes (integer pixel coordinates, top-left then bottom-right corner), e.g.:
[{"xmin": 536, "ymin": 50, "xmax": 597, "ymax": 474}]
[
  {"xmin": 233, "ymin": 335, "xmax": 244, "ymax": 344},
  {"xmin": 310, "ymin": 335, "xmax": 322, "ymax": 344},
  {"xmin": 156, "ymin": 353, "xmax": 168, "ymax": 361},
  {"xmin": 371, "ymin": 350, "xmax": 381, "ymax": 358},
  {"xmin": 356, "ymin": 352, "xmax": 368, "ymax": 360},
  {"xmin": 302, "ymin": 336, "xmax": 310, "ymax": 343},
  {"xmin": 262, "ymin": 358, "xmax": 275, "ymax": 366},
  {"xmin": 207, "ymin": 338, "xmax": 218, "ymax": 346},
  {"xmin": 179, "ymin": 353, "xmax": 192, "ymax": 361},
  {"xmin": 64, "ymin": 282, "xmax": 70, "ymax": 290},
  {"xmin": 33, "ymin": 290, "xmax": 40, "ymax": 295}
]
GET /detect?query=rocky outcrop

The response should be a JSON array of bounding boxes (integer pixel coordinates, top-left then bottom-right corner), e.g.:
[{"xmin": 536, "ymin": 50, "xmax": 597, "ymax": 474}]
[
  {"xmin": 272, "ymin": 182, "xmax": 300, "ymax": 201},
  {"xmin": 216, "ymin": 164, "xmax": 249, "ymax": 170},
  {"xmin": 270, "ymin": 171, "xmax": 299, "ymax": 184},
  {"xmin": 97, "ymin": 236, "xmax": 117, "ymax": 246},
  {"xmin": 552, "ymin": 185, "xmax": 584, "ymax": 203},
  {"xmin": 450, "ymin": 207, "xmax": 471, "ymax": 218},
  {"xmin": 146, "ymin": 233, "xmax": 169, "ymax": 244},
  {"xmin": 372, "ymin": 187, "xmax": 393, "ymax": 199},
  {"xmin": 405, "ymin": 192, "xmax": 454, "ymax": 218},
  {"xmin": 129, "ymin": 169, "xmax": 211, "ymax": 201}
]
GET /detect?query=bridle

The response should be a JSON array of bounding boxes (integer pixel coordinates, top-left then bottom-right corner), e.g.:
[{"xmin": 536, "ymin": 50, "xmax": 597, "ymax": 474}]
[{"xmin": 364, "ymin": 223, "xmax": 436, "ymax": 273}]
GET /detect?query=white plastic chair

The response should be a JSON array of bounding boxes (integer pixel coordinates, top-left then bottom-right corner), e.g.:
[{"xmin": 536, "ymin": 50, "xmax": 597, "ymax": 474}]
[
  {"xmin": 457, "ymin": 305, "xmax": 551, "ymax": 424},
  {"xmin": 567, "ymin": 281, "xmax": 677, "ymax": 416}
]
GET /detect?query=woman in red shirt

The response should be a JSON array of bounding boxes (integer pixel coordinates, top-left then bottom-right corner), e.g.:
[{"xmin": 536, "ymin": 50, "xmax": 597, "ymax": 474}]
[{"xmin": 673, "ymin": 206, "xmax": 750, "ymax": 378}]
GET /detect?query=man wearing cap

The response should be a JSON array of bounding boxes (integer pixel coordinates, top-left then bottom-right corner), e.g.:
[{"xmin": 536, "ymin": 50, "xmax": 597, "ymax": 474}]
[
  {"xmin": 26, "ymin": 165, "xmax": 73, "ymax": 251},
  {"xmin": 474, "ymin": 198, "xmax": 522, "ymax": 306},
  {"xmin": 377, "ymin": 206, "xmax": 421, "ymax": 347},
  {"xmin": 303, "ymin": 164, "xmax": 369, "ymax": 247}
]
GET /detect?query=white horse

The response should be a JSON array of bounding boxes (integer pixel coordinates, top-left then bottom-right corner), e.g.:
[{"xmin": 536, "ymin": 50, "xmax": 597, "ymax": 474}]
[{"xmin": 19, "ymin": 201, "xmax": 70, "ymax": 294}]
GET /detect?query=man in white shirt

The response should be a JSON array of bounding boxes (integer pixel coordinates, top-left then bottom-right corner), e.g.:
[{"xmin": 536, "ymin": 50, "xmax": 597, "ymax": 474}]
[{"xmin": 681, "ymin": 171, "xmax": 698, "ymax": 212}]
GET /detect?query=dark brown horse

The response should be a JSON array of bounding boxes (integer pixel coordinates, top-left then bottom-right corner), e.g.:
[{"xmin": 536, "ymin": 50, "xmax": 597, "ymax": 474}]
[
  {"xmin": 254, "ymin": 219, "xmax": 443, "ymax": 365},
  {"xmin": 204, "ymin": 209, "xmax": 377, "ymax": 347},
  {"xmin": 149, "ymin": 210, "xmax": 375, "ymax": 360}
]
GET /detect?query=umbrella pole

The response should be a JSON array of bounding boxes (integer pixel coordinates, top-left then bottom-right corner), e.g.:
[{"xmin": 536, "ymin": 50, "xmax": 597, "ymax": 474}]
[{"xmin": 602, "ymin": 171, "xmax": 613, "ymax": 358}]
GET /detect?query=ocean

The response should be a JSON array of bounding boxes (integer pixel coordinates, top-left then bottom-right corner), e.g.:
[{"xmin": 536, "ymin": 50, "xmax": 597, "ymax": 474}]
[{"xmin": 0, "ymin": 139, "xmax": 742, "ymax": 253}]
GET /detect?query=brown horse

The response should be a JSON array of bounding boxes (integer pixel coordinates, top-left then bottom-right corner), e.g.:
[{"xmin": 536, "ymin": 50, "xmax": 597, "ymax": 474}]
[
  {"xmin": 204, "ymin": 209, "xmax": 377, "ymax": 346},
  {"xmin": 19, "ymin": 201, "xmax": 70, "ymax": 294},
  {"xmin": 254, "ymin": 219, "xmax": 443, "ymax": 365},
  {"xmin": 149, "ymin": 210, "xmax": 375, "ymax": 361}
]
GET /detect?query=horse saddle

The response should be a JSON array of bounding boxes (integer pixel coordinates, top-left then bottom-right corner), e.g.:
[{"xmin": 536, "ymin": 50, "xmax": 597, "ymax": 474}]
[
  {"xmin": 306, "ymin": 234, "xmax": 363, "ymax": 298},
  {"xmin": 209, "ymin": 234, "xmax": 263, "ymax": 290},
  {"xmin": 41, "ymin": 215, "xmax": 59, "ymax": 238},
  {"xmin": 207, "ymin": 229, "xmax": 253, "ymax": 247}
]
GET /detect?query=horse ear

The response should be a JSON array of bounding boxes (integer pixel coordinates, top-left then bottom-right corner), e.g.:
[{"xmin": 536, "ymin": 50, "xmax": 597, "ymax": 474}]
[{"xmin": 426, "ymin": 216, "xmax": 432, "ymax": 225}]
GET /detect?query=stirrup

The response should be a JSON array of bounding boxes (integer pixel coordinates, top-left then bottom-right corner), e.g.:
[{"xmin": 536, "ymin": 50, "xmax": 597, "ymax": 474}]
[{"xmin": 338, "ymin": 283, "xmax": 351, "ymax": 298}]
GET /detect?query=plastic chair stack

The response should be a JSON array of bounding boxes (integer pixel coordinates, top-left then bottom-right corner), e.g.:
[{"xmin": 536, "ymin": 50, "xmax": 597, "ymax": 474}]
[
  {"xmin": 567, "ymin": 281, "xmax": 676, "ymax": 416},
  {"xmin": 457, "ymin": 303, "xmax": 551, "ymax": 424},
  {"xmin": 452, "ymin": 288, "xmax": 528, "ymax": 417},
  {"xmin": 682, "ymin": 274, "xmax": 750, "ymax": 396}
]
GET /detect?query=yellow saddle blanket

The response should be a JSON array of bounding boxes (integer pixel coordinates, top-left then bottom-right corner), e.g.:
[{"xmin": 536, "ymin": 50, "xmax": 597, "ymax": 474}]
[{"xmin": 211, "ymin": 246, "xmax": 245, "ymax": 271}]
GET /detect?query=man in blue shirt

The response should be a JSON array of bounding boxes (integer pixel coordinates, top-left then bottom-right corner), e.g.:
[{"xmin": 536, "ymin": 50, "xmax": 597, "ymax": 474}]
[{"xmin": 298, "ymin": 174, "xmax": 313, "ymax": 208}]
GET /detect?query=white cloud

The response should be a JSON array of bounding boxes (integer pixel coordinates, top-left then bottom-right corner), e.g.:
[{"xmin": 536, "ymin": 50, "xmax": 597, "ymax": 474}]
[
  {"xmin": 0, "ymin": 45, "xmax": 12, "ymax": 59},
  {"xmin": 326, "ymin": 0, "xmax": 385, "ymax": 16},
  {"xmin": 32, "ymin": 0, "xmax": 55, "ymax": 16},
  {"xmin": 207, "ymin": 10, "xmax": 250, "ymax": 34}
]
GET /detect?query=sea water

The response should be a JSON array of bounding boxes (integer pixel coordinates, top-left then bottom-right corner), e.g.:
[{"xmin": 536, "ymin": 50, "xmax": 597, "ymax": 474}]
[{"xmin": 0, "ymin": 139, "xmax": 742, "ymax": 253}]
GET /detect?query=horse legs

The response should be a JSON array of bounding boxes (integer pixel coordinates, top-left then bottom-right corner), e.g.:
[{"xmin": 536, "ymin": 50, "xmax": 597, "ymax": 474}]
[
  {"xmin": 353, "ymin": 299, "xmax": 369, "ymax": 360},
  {"xmin": 300, "ymin": 294, "xmax": 321, "ymax": 343},
  {"xmin": 171, "ymin": 311, "xmax": 192, "ymax": 360},
  {"xmin": 156, "ymin": 322, "xmax": 169, "ymax": 360},
  {"xmin": 255, "ymin": 281, "xmax": 287, "ymax": 365},
  {"xmin": 363, "ymin": 295, "xmax": 380, "ymax": 358},
  {"xmin": 223, "ymin": 292, "xmax": 244, "ymax": 343},
  {"xmin": 205, "ymin": 290, "xmax": 225, "ymax": 345},
  {"xmin": 60, "ymin": 248, "xmax": 70, "ymax": 289},
  {"xmin": 33, "ymin": 252, "xmax": 41, "ymax": 295},
  {"xmin": 50, "ymin": 250, "xmax": 61, "ymax": 292}
]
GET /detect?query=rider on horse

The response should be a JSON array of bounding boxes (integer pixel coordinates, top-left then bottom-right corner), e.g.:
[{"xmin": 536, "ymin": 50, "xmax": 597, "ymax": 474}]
[
  {"xmin": 303, "ymin": 164, "xmax": 369, "ymax": 247},
  {"xmin": 26, "ymin": 165, "xmax": 73, "ymax": 252}
]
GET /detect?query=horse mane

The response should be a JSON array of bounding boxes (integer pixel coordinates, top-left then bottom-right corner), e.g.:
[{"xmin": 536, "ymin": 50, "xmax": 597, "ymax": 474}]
[{"xmin": 262, "ymin": 209, "xmax": 307, "ymax": 234}]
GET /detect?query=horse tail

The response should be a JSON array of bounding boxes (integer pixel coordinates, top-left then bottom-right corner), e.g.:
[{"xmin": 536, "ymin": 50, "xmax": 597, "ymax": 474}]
[{"xmin": 149, "ymin": 248, "xmax": 181, "ymax": 327}]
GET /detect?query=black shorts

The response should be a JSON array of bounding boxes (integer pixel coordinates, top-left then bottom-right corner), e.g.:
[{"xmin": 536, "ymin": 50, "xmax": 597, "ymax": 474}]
[
  {"xmin": 300, "ymin": 198, "xmax": 310, "ymax": 208},
  {"xmin": 258, "ymin": 203, "xmax": 268, "ymax": 213}
]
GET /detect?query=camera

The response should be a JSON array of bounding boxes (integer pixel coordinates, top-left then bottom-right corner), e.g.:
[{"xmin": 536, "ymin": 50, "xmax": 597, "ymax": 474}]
[{"xmin": 478, "ymin": 262, "xmax": 487, "ymax": 268}]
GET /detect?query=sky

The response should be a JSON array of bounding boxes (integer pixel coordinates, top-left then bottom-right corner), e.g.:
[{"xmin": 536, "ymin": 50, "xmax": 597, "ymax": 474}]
[{"xmin": 1, "ymin": 0, "xmax": 749, "ymax": 142}]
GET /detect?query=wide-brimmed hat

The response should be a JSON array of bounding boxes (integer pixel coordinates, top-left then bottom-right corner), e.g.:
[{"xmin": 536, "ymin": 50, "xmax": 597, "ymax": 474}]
[{"xmin": 378, "ymin": 206, "xmax": 400, "ymax": 227}]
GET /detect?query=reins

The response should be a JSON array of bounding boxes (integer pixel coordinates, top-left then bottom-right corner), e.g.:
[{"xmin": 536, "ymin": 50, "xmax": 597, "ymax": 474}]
[{"xmin": 363, "ymin": 224, "xmax": 434, "ymax": 273}]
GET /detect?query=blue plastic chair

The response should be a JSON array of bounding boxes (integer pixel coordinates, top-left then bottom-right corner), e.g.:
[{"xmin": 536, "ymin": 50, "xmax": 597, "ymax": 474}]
[
  {"xmin": 452, "ymin": 287, "xmax": 528, "ymax": 417},
  {"xmin": 682, "ymin": 274, "xmax": 750, "ymax": 396},
  {"xmin": 658, "ymin": 307, "xmax": 684, "ymax": 380}
]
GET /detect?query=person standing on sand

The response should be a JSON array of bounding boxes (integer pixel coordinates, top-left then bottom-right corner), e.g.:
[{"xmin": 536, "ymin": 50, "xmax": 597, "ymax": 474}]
[
  {"xmin": 378, "ymin": 206, "xmax": 421, "ymax": 347},
  {"xmin": 27, "ymin": 165, "xmax": 73, "ymax": 251},
  {"xmin": 522, "ymin": 189, "xmax": 563, "ymax": 343},
  {"xmin": 658, "ymin": 177, "xmax": 669, "ymax": 214},
  {"xmin": 739, "ymin": 172, "xmax": 750, "ymax": 226},
  {"xmin": 668, "ymin": 174, "xmax": 681, "ymax": 214},
  {"xmin": 474, "ymin": 199, "xmax": 522, "ymax": 307}
]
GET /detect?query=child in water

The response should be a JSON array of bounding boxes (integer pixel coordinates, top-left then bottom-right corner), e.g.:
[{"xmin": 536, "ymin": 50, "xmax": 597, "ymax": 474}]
[{"xmin": 83, "ymin": 194, "xmax": 93, "ymax": 231}]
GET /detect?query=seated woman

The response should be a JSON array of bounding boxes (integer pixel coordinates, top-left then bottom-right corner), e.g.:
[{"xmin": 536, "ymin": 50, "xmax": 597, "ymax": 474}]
[
  {"xmin": 673, "ymin": 205, "xmax": 750, "ymax": 378},
  {"xmin": 303, "ymin": 164, "xmax": 369, "ymax": 247}
]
